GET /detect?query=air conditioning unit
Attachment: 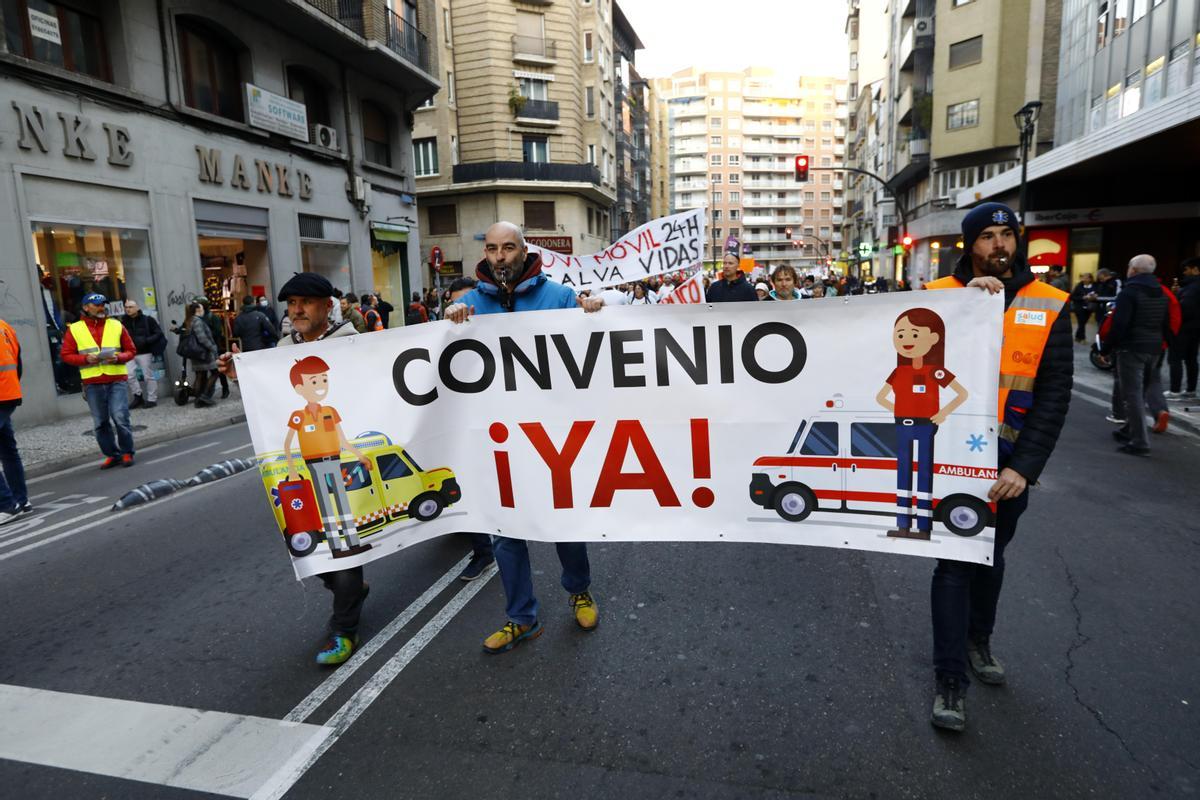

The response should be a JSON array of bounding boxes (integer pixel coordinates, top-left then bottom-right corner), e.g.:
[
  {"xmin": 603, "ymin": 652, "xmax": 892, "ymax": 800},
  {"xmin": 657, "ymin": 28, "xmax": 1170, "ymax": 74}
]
[
  {"xmin": 913, "ymin": 17, "xmax": 933, "ymax": 37},
  {"xmin": 314, "ymin": 124, "xmax": 339, "ymax": 151}
]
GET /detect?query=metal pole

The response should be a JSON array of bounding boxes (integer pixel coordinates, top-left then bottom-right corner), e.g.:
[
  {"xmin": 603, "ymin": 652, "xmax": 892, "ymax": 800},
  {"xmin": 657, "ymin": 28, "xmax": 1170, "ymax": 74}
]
[{"xmin": 1017, "ymin": 123, "xmax": 1030, "ymax": 229}]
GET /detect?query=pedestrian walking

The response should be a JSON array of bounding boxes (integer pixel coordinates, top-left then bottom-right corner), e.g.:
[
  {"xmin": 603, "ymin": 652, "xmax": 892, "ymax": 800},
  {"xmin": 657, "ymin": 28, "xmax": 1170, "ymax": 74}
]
[
  {"xmin": 60, "ymin": 293, "xmax": 138, "ymax": 468},
  {"xmin": 257, "ymin": 296, "xmax": 280, "ymax": 334},
  {"xmin": 231, "ymin": 296, "xmax": 277, "ymax": 352},
  {"xmin": 1069, "ymin": 272, "xmax": 1096, "ymax": 343},
  {"xmin": 445, "ymin": 221, "xmax": 604, "ymax": 653},
  {"xmin": 1109, "ymin": 255, "xmax": 1173, "ymax": 455},
  {"xmin": 922, "ymin": 203, "xmax": 1072, "ymax": 732},
  {"xmin": 1166, "ymin": 258, "xmax": 1200, "ymax": 399},
  {"xmin": 405, "ymin": 292, "xmax": 429, "ymax": 325},
  {"xmin": 374, "ymin": 295, "xmax": 395, "ymax": 329},
  {"xmin": 198, "ymin": 299, "xmax": 230, "ymax": 400},
  {"xmin": 0, "ymin": 317, "xmax": 31, "ymax": 523},
  {"xmin": 340, "ymin": 293, "xmax": 367, "ymax": 333},
  {"xmin": 219, "ymin": 272, "xmax": 364, "ymax": 666},
  {"xmin": 1047, "ymin": 265, "xmax": 1070, "ymax": 293},
  {"xmin": 706, "ymin": 252, "xmax": 758, "ymax": 302},
  {"xmin": 120, "ymin": 300, "xmax": 166, "ymax": 409},
  {"xmin": 360, "ymin": 295, "xmax": 384, "ymax": 331},
  {"xmin": 184, "ymin": 303, "xmax": 220, "ymax": 408}
]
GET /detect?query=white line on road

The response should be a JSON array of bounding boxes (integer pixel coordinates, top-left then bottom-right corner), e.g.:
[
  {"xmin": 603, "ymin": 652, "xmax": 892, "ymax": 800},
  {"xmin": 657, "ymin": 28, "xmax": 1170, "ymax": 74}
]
[
  {"xmin": 220, "ymin": 443, "xmax": 253, "ymax": 455},
  {"xmin": 143, "ymin": 440, "xmax": 221, "ymax": 466},
  {"xmin": 0, "ymin": 506, "xmax": 110, "ymax": 550},
  {"xmin": 28, "ymin": 491, "xmax": 53, "ymax": 501},
  {"xmin": 252, "ymin": 563, "xmax": 498, "ymax": 800},
  {"xmin": 1071, "ymin": 389, "xmax": 1200, "ymax": 444},
  {"xmin": 0, "ymin": 472, "xmax": 251, "ymax": 562},
  {"xmin": 284, "ymin": 554, "xmax": 471, "ymax": 723},
  {"xmin": 0, "ymin": 683, "xmax": 331, "ymax": 799}
]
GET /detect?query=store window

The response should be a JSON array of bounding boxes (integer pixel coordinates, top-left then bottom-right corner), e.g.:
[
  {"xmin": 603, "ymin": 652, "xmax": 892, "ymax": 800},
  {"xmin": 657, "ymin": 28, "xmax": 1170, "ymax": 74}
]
[
  {"xmin": 30, "ymin": 223, "xmax": 154, "ymax": 395},
  {"xmin": 361, "ymin": 101, "xmax": 392, "ymax": 166},
  {"xmin": 178, "ymin": 16, "xmax": 244, "ymax": 122},
  {"xmin": 286, "ymin": 66, "xmax": 332, "ymax": 138},
  {"xmin": 2, "ymin": 0, "xmax": 111, "ymax": 80}
]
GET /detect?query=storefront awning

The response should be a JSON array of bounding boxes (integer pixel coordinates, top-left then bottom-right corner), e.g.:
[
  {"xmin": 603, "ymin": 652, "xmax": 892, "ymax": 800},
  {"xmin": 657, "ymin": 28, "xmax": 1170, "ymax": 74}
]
[{"xmin": 370, "ymin": 223, "xmax": 408, "ymax": 243}]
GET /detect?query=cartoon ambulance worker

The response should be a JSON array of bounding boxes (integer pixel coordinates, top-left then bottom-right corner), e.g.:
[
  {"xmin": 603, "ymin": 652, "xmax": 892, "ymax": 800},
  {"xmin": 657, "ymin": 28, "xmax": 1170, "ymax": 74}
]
[
  {"xmin": 875, "ymin": 308, "xmax": 969, "ymax": 540},
  {"xmin": 284, "ymin": 355, "xmax": 373, "ymax": 558}
]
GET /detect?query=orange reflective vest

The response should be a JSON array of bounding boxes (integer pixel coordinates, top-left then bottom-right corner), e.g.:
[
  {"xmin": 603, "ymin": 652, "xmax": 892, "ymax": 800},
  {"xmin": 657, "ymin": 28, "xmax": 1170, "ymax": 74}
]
[
  {"xmin": 0, "ymin": 319, "xmax": 21, "ymax": 402},
  {"xmin": 364, "ymin": 308, "xmax": 383, "ymax": 332},
  {"xmin": 925, "ymin": 276, "xmax": 1068, "ymax": 453}
]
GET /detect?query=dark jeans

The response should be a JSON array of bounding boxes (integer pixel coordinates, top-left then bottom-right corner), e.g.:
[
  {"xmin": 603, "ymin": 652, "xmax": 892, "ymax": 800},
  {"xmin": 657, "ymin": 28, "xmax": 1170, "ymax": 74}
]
[
  {"xmin": 83, "ymin": 382, "xmax": 134, "ymax": 457},
  {"xmin": 1073, "ymin": 309, "xmax": 1092, "ymax": 341},
  {"xmin": 460, "ymin": 532, "xmax": 493, "ymax": 558},
  {"xmin": 1168, "ymin": 329, "xmax": 1199, "ymax": 393},
  {"xmin": 320, "ymin": 566, "xmax": 365, "ymax": 636},
  {"xmin": 1116, "ymin": 350, "xmax": 1163, "ymax": 449},
  {"xmin": 494, "ymin": 537, "xmax": 590, "ymax": 627},
  {"xmin": 0, "ymin": 405, "xmax": 27, "ymax": 510},
  {"xmin": 931, "ymin": 489, "xmax": 1029, "ymax": 685}
]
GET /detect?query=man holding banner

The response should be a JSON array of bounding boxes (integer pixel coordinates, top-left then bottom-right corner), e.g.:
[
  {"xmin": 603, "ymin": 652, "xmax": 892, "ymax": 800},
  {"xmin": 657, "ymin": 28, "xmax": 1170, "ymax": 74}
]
[
  {"xmin": 446, "ymin": 222, "xmax": 604, "ymax": 654},
  {"xmin": 923, "ymin": 203, "xmax": 1072, "ymax": 732}
]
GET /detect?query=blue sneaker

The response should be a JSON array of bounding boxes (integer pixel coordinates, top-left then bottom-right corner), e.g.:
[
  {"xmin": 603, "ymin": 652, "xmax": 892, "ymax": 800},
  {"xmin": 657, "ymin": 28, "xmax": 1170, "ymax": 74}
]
[{"xmin": 315, "ymin": 633, "xmax": 359, "ymax": 666}]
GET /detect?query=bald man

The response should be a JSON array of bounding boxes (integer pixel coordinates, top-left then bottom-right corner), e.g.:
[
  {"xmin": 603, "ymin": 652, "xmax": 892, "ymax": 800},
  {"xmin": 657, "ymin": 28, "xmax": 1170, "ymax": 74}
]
[
  {"xmin": 1109, "ymin": 254, "xmax": 1172, "ymax": 455},
  {"xmin": 445, "ymin": 221, "xmax": 603, "ymax": 654}
]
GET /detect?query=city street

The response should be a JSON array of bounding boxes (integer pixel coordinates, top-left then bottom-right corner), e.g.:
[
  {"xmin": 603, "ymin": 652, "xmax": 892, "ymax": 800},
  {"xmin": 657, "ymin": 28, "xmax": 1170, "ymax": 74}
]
[{"xmin": 1, "ymin": 381, "xmax": 1196, "ymax": 799}]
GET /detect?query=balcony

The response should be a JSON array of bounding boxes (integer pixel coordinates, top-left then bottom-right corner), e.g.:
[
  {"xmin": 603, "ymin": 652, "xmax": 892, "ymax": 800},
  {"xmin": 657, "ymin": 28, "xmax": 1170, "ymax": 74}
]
[
  {"xmin": 673, "ymin": 159, "xmax": 705, "ymax": 174},
  {"xmin": 896, "ymin": 85, "xmax": 913, "ymax": 125},
  {"xmin": 453, "ymin": 161, "xmax": 600, "ymax": 185},
  {"xmin": 674, "ymin": 124, "xmax": 706, "ymax": 136},
  {"xmin": 743, "ymin": 215, "xmax": 790, "ymax": 226},
  {"xmin": 899, "ymin": 25, "xmax": 914, "ymax": 71},
  {"xmin": 674, "ymin": 103, "xmax": 706, "ymax": 118},
  {"xmin": 834, "ymin": 144, "xmax": 845, "ymax": 156},
  {"xmin": 674, "ymin": 179, "xmax": 708, "ymax": 192},
  {"xmin": 743, "ymin": 103, "xmax": 802, "ymax": 118},
  {"xmin": 743, "ymin": 123, "xmax": 805, "ymax": 137},
  {"xmin": 744, "ymin": 177, "xmax": 802, "ymax": 189},
  {"xmin": 833, "ymin": 179, "xmax": 844, "ymax": 191},
  {"xmin": 382, "ymin": 7, "xmax": 430, "ymax": 71},
  {"xmin": 674, "ymin": 140, "xmax": 706, "ymax": 155},
  {"xmin": 744, "ymin": 196, "xmax": 803, "ymax": 208},
  {"xmin": 512, "ymin": 34, "xmax": 557, "ymax": 65},
  {"xmin": 743, "ymin": 160, "xmax": 790, "ymax": 172},
  {"xmin": 833, "ymin": 215, "xmax": 844, "ymax": 225},
  {"xmin": 515, "ymin": 99, "xmax": 560, "ymax": 126}
]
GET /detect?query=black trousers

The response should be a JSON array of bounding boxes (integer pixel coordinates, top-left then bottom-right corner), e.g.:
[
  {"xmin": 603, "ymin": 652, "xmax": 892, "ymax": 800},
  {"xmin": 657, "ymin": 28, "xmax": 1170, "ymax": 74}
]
[
  {"xmin": 1073, "ymin": 309, "xmax": 1092, "ymax": 341},
  {"xmin": 931, "ymin": 489, "xmax": 1029, "ymax": 685},
  {"xmin": 320, "ymin": 566, "xmax": 365, "ymax": 636},
  {"xmin": 1169, "ymin": 329, "xmax": 1199, "ymax": 393}
]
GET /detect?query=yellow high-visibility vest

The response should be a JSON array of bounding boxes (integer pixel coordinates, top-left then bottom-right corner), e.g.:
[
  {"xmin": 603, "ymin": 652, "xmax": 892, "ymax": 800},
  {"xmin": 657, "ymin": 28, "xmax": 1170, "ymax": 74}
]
[{"xmin": 69, "ymin": 318, "xmax": 128, "ymax": 380}]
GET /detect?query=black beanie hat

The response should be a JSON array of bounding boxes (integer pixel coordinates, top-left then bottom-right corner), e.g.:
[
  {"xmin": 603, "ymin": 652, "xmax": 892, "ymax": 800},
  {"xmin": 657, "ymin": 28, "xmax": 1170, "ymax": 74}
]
[
  {"xmin": 961, "ymin": 202, "xmax": 1020, "ymax": 251},
  {"xmin": 277, "ymin": 272, "xmax": 334, "ymax": 301}
]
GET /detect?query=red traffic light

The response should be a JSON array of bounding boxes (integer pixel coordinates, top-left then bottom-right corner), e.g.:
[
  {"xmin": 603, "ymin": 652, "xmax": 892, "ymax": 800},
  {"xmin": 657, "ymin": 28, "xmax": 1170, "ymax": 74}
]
[
  {"xmin": 794, "ymin": 155, "xmax": 809, "ymax": 182},
  {"xmin": 902, "ymin": 234, "xmax": 914, "ymax": 248}
]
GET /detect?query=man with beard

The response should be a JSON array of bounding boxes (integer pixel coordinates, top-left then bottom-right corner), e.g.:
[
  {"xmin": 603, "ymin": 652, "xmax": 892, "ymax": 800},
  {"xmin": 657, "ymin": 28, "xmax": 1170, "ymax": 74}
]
[
  {"xmin": 445, "ymin": 222, "xmax": 604, "ymax": 654},
  {"xmin": 922, "ymin": 203, "xmax": 1073, "ymax": 732},
  {"xmin": 705, "ymin": 252, "xmax": 758, "ymax": 302}
]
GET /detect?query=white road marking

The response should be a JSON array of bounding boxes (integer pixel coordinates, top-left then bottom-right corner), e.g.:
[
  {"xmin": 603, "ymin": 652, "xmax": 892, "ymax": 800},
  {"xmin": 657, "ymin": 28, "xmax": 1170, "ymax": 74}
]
[
  {"xmin": 0, "ymin": 472, "xmax": 251, "ymax": 562},
  {"xmin": 0, "ymin": 683, "xmax": 330, "ymax": 799},
  {"xmin": 220, "ymin": 443, "xmax": 254, "ymax": 455},
  {"xmin": 28, "ymin": 491, "xmax": 53, "ymax": 500},
  {"xmin": 1071, "ymin": 389, "xmax": 1200, "ymax": 444},
  {"xmin": 285, "ymin": 553, "xmax": 471, "ymax": 723},
  {"xmin": 252, "ymin": 563, "xmax": 498, "ymax": 800},
  {"xmin": 0, "ymin": 497, "xmax": 109, "ymax": 542},
  {"xmin": 143, "ymin": 440, "xmax": 221, "ymax": 466},
  {"xmin": 0, "ymin": 506, "xmax": 111, "ymax": 549}
]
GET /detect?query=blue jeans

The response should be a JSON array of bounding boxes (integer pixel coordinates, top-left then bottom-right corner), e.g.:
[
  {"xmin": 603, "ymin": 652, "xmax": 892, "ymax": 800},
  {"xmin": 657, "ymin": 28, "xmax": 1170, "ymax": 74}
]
[
  {"xmin": 0, "ymin": 405, "xmax": 27, "ymax": 510},
  {"xmin": 895, "ymin": 421, "xmax": 937, "ymax": 532},
  {"xmin": 493, "ymin": 536, "xmax": 590, "ymax": 627},
  {"xmin": 84, "ymin": 382, "xmax": 135, "ymax": 457}
]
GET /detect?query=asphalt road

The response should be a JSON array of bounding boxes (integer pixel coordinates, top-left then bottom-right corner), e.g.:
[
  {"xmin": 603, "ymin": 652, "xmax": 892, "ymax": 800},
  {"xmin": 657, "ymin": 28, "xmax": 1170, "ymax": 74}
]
[{"xmin": 0, "ymin": 386, "xmax": 1197, "ymax": 799}]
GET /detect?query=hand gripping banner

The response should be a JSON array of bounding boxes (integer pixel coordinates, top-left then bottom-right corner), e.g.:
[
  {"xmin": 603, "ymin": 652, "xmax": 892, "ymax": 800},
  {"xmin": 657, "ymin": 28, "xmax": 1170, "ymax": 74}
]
[{"xmin": 236, "ymin": 290, "xmax": 1004, "ymax": 579}]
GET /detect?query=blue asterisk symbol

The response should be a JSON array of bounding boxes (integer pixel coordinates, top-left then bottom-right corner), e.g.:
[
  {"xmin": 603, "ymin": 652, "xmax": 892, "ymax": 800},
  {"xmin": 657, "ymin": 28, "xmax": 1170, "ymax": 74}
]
[{"xmin": 966, "ymin": 434, "xmax": 986, "ymax": 452}]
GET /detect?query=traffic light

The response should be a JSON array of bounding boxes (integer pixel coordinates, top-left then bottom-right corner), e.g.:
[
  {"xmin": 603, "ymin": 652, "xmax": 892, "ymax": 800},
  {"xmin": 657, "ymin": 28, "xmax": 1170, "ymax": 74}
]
[
  {"xmin": 902, "ymin": 234, "xmax": 914, "ymax": 249},
  {"xmin": 794, "ymin": 155, "xmax": 809, "ymax": 182}
]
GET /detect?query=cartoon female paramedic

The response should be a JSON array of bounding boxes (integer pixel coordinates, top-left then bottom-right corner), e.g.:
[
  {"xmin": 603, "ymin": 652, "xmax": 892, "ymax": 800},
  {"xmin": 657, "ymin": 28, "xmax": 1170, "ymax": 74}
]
[{"xmin": 874, "ymin": 308, "xmax": 969, "ymax": 540}]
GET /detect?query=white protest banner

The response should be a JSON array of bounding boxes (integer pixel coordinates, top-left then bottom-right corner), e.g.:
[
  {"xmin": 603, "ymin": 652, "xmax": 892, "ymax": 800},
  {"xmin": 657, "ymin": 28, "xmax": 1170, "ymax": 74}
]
[
  {"xmin": 528, "ymin": 209, "xmax": 705, "ymax": 292},
  {"xmin": 659, "ymin": 271, "xmax": 706, "ymax": 305},
  {"xmin": 237, "ymin": 291, "xmax": 1004, "ymax": 580}
]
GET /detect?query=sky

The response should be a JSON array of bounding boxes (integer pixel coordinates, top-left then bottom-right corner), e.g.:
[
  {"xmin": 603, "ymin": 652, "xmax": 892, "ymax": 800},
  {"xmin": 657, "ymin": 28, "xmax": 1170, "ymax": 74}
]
[{"xmin": 617, "ymin": 0, "xmax": 850, "ymax": 80}]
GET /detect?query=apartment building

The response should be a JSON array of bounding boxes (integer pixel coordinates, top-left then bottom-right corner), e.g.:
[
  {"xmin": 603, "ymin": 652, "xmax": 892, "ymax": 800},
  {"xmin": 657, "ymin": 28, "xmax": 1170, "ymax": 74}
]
[
  {"xmin": 613, "ymin": 3, "xmax": 650, "ymax": 237},
  {"xmin": 844, "ymin": 0, "xmax": 891, "ymax": 278},
  {"xmin": 647, "ymin": 81, "xmax": 671, "ymax": 219},
  {"xmin": 657, "ymin": 67, "xmax": 847, "ymax": 272},
  {"xmin": 968, "ymin": 0, "xmax": 1200, "ymax": 284},
  {"xmin": 0, "ymin": 0, "xmax": 436, "ymax": 423},
  {"xmin": 413, "ymin": 0, "xmax": 637, "ymax": 285}
]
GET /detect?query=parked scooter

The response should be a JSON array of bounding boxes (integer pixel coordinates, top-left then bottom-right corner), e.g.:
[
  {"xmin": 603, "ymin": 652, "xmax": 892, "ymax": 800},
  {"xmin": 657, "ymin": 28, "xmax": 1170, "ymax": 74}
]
[{"xmin": 1090, "ymin": 301, "xmax": 1116, "ymax": 371}]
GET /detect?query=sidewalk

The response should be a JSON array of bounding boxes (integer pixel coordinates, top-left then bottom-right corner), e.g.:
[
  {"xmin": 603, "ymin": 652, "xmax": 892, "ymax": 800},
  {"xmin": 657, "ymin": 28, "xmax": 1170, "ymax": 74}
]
[
  {"xmin": 1071, "ymin": 344, "xmax": 1200, "ymax": 438},
  {"xmin": 15, "ymin": 382, "xmax": 248, "ymax": 477}
]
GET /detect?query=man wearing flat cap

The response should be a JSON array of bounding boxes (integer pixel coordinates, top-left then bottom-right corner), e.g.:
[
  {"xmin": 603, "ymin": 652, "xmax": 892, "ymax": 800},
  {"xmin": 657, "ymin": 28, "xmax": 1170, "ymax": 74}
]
[
  {"xmin": 921, "ymin": 202, "xmax": 1073, "ymax": 732},
  {"xmin": 219, "ymin": 273, "xmax": 371, "ymax": 666}
]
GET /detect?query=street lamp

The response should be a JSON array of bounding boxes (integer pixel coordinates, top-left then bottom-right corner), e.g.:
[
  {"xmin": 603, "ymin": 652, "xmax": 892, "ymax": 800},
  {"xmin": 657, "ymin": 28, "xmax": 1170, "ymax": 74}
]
[{"xmin": 1013, "ymin": 100, "xmax": 1043, "ymax": 229}]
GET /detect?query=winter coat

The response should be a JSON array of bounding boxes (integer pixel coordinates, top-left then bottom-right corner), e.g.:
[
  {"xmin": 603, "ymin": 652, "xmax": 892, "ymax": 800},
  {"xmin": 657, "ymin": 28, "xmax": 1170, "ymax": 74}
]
[
  {"xmin": 706, "ymin": 274, "xmax": 759, "ymax": 303},
  {"xmin": 1177, "ymin": 276, "xmax": 1200, "ymax": 333},
  {"xmin": 188, "ymin": 316, "xmax": 218, "ymax": 370},
  {"xmin": 1108, "ymin": 273, "xmax": 1171, "ymax": 355},
  {"xmin": 944, "ymin": 251, "xmax": 1073, "ymax": 483},
  {"xmin": 1069, "ymin": 281, "xmax": 1096, "ymax": 312},
  {"xmin": 232, "ymin": 307, "xmax": 277, "ymax": 352},
  {"xmin": 120, "ymin": 312, "xmax": 166, "ymax": 356},
  {"xmin": 344, "ymin": 306, "xmax": 367, "ymax": 333},
  {"xmin": 459, "ymin": 253, "xmax": 578, "ymax": 315}
]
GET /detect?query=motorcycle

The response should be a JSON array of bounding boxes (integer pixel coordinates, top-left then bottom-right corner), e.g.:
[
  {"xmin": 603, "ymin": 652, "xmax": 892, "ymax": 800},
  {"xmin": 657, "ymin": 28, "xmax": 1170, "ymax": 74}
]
[{"xmin": 1090, "ymin": 300, "xmax": 1116, "ymax": 371}]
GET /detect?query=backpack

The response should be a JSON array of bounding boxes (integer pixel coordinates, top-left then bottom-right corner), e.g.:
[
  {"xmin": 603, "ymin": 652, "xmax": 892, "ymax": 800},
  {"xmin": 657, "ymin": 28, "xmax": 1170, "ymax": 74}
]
[{"xmin": 404, "ymin": 305, "xmax": 424, "ymax": 326}]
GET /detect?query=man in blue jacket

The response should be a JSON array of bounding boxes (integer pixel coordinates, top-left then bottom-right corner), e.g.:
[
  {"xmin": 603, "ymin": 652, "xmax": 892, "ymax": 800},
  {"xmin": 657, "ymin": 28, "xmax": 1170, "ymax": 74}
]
[{"xmin": 446, "ymin": 222, "xmax": 604, "ymax": 653}]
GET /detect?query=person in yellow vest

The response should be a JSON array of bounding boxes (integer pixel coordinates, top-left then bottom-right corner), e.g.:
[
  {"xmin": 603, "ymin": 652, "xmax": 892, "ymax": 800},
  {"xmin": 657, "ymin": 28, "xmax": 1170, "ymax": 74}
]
[
  {"xmin": 0, "ymin": 318, "xmax": 31, "ymax": 524},
  {"xmin": 61, "ymin": 293, "xmax": 137, "ymax": 468},
  {"xmin": 922, "ymin": 203, "xmax": 1073, "ymax": 732}
]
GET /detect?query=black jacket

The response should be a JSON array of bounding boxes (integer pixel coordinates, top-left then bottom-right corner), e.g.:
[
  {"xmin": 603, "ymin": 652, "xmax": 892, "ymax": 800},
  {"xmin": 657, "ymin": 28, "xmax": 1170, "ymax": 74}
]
[
  {"xmin": 706, "ymin": 274, "xmax": 759, "ymax": 303},
  {"xmin": 1177, "ymin": 276, "xmax": 1200, "ymax": 332},
  {"xmin": 120, "ymin": 313, "xmax": 166, "ymax": 356},
  {"xmin": 1069, "ymin": 281, "xmax": 1095, "ymax": 311},
  {"xmin": 1108, "ymin": 273, "xmax": 1170, "ymax": 354},
  {"xmin": 232, "ymin": 307, "xmax": 277, "ymax": 352},
  {"xmin": 946, "ymin": 252, "xmax": 1074, "ymax": 483}
]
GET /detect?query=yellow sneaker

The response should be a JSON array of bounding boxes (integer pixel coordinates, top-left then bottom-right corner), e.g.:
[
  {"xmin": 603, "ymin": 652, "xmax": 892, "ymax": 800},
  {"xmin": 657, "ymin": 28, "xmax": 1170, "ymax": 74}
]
[
  {"xmin": 570, "ymin": 591, "xmax": 599, "ymax": 631},
  {"xmin": 482, "ymin": 620, "xmax": 542, "ymax": 654}
]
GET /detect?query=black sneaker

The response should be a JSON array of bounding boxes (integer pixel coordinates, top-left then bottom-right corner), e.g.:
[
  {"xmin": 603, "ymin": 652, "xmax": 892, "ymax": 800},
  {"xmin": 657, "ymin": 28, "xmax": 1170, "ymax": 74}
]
[
  {"xmin": 458, "ymin": 552, "xmax": 494, "ymax": 581},
  {"xmin": 129, "ymin": 395, "xmax": 144, "ymax": 409},
  {"xmin": 931, "ymin": 676, "xmax": 967, "ymax": 731},
  {"xmin": 967, "ymin": 637, "xmax": 1006, "ymax": 685},
  {"xmin": 144, "ymin": 401, "xmax": 157, "ymax": 409},
  {"xmin": 19, "ymin": 502, "xmax": 33, "ymax": 514}
]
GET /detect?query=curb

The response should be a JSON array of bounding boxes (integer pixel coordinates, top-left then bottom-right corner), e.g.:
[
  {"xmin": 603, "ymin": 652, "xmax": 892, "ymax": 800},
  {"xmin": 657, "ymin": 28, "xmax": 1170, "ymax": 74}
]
[
  {"xmin": 1072, "ymin": 379, "xmax": 1200, "ymax": 438},
  {"xmin": 24, "ymin": 412, "xmax": 248, "ymax": 479}
]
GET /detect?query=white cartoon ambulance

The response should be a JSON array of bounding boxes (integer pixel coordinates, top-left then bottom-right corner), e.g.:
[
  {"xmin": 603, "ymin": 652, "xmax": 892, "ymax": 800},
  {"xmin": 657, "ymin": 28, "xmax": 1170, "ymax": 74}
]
[{"xmin": 748, "ymin": 399, "xmax": 999, "ymax": 536}]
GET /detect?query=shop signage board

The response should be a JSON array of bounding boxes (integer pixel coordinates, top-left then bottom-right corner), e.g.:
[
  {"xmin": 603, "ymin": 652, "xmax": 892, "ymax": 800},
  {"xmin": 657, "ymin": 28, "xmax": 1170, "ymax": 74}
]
[
  {"xmin": 245, "ymin": 84, "xmax": 309, "ymax": 142},
  {"xmin": 526, "ymin": 236, "xmax": 574, "ymax": 254},
  {"xmin": 236, "ymin": 290, "xmax": 1005, "ymax": 580}
]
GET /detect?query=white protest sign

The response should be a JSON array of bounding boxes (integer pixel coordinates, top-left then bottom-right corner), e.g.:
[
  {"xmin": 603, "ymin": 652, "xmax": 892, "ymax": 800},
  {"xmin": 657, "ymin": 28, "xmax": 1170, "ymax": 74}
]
[
  {"xmin": 528, "ymin": 209, "xmax": 705, "ymax": 292},
  {"xmin": 659, "ymin": 271, "xmax": 706, "ymax": 305},
  {"xmin": 237, "ymin": 291, "xmax": 1004, "ymax": 580}
]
